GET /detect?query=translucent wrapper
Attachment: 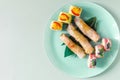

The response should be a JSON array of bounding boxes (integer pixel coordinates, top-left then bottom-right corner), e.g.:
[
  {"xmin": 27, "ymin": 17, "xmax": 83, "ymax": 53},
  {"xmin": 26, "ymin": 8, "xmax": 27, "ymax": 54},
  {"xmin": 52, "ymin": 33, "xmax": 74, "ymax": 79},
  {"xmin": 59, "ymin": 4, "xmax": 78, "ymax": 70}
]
[
  {"xmin": 74, "ymin": 17, "xmax": 100, "ymax": 42},
  {"xmin": 60, "ymin": 34, "xmax": 86, "ymax": 58},
  {"xmin": 95, "ymin": 44, "xmax": 104, "ymax": 58},
  {"xmin": 102, "ymin": 38, "xmax": 112, "ymax": 51},
  {"xmin": 88, "ymin": 53, "xmax": 96, "ymax": 68},
  {"xmin": 67, "ymin": 24, "xmax": 94, "ymax": 54}
]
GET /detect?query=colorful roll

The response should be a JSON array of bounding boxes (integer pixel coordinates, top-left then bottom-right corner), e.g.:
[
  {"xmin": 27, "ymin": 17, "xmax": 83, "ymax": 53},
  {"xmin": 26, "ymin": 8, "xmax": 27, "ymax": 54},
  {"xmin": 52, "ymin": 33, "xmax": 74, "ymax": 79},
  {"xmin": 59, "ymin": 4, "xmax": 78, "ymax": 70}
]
[
  {"xmin": 88, "ymin": 53, "xmax": 96, "ymax": 68},
  {"xmin": 50, "ymin": 21, "xmax": 63, "ymax": 30},
  {"xmin": 69, "ymin": 5, "xmax": 82, "ymax": 16},
  {"xmin": 95, "ymin": 44, "xmax": 104, "ymax": 58},
  {"xmin": 74, "ymin": 17, "xmax": 100, "ymax": 42},
  {"xmin": 58, "ymin": 12, "xmax": 72, "ymax": 24},
  {"xmin": 67, "ymin": 23, "xmax": 94, "ymax": 54},
  {"xmin": 60, "ymin": 34, "xmax": 86, "ymax": 58},
  {"xmin": 102, "ymin": 38, "xmax": 112, "ymax": 51}
]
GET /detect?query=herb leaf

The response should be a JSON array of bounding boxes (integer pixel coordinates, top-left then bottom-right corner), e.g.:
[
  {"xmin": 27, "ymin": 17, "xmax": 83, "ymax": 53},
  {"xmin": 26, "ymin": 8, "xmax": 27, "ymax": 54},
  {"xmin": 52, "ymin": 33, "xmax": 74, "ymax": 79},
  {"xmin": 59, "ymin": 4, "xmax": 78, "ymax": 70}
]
[
  {"xmin": 92, "ymin": 59, "xmax": 96, "ymax": 66},
  {"xmin": 64, "ymin": 46, "xmax": 74, "ymax": 57},
  {"xmin": 61, "ymin": 43, "xmax": 65, "ymax": 46},
  {"xmin": 62, "ymin": 24, "xmax": 68, "ymax": 31},
  {"xmin": 99, "ymin": 49, "xmax": 104, "ymax": 57}
]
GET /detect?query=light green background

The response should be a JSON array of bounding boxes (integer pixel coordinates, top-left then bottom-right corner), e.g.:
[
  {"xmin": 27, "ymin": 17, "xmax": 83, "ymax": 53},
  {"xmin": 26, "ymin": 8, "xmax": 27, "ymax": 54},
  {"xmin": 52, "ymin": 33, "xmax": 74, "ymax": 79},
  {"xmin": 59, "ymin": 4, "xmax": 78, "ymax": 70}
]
[{"xmin": 0, "ymin": 0, "xmax": 120, "ymax": 80}]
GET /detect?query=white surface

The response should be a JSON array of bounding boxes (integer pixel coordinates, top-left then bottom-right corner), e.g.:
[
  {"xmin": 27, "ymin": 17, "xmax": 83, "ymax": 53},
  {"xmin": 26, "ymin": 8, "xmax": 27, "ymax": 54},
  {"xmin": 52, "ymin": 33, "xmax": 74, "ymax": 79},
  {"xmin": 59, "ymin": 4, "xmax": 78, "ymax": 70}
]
[{"xmin": 0, "ymin": 0, "xmax": 120, "ymax": 80}]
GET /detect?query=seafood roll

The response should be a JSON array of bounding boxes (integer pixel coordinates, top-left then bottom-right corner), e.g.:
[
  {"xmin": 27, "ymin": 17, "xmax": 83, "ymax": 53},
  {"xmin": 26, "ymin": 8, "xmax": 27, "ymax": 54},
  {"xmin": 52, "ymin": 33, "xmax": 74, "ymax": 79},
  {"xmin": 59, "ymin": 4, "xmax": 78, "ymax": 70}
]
[
  {"xmin": 69, "ymin": 5, "xmax": 82, "ymax": 16},
  {"xmin": 88, "ymin": 53, "xmax": 96, "ymax": 68},
  {"xmin": 58, "ymin": 12, "xmax": 72, "ymax": 24},
  {"xmin": 74, "ymin": 17, "xmax": 100, "ymax": 42},
  {"xmin": 102, "ymin": 38, "xmax": 112, "ymax": 51},
  {"xmin": 67, "ymin": 24, "xmax": 94, "ymax": 54},
  {"xmin": 60, "ymin": 34, "xmax": 86, "ymax": 58},
  {"xmin": 50, "ymin": 21, "xmax": 63, "ymax": 30},
  {"xmin": 95, "ymin": 44, "xmax": 104, "ymax": 58}
]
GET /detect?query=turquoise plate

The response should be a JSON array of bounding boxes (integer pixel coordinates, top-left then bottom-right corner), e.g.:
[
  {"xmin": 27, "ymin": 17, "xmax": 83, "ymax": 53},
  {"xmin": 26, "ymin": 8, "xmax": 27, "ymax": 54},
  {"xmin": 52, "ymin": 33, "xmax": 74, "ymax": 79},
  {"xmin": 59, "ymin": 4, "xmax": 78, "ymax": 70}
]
[{"xmin": 45, "ymin": 2, "xmax": 120, "ymax": 78}]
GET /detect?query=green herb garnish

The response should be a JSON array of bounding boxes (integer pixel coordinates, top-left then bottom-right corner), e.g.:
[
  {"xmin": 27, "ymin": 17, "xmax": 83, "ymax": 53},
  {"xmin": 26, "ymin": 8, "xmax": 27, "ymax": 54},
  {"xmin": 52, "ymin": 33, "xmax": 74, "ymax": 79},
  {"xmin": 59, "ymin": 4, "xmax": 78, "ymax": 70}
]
[
  {"xmin": 62, "ymin": 23, "xmax": 68, "ymax": 31},
  {"xmin": 99, "ymin": 49, "xmax": 104, "ymax": 57},
  {"xmin": 92, "ymin": 59, "xmax": 96, "ymax": 66},
  {"xmin": 61, "ymin": 43, "xmax": 65, "ymax": 46},
  {"xmin": 64, "ymin": 46, "xmax": 75, "ymax": 57}
]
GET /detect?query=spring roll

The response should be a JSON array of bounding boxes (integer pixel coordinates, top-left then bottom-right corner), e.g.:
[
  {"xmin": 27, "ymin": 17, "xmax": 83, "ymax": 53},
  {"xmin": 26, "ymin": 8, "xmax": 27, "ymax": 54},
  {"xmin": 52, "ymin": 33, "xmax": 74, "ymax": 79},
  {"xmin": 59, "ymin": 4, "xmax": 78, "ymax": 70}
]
[
  {"xmin": 95, "ymin": 44, "xmax": 104, "ymax": 58},
  {"xmin": 74, "ymin": 17, "xmax": 100, "ymax": 42},
  {"xmin": 67, "ymin": 24, "xmax": 94, "ymax": 54},
  {"xmin": 102, "ymin": 38, "xmax": 112, "ymax": 51},
  {"xmin": 88, "ymin": 53, "xmax": 96, "ymax": 68},
  {"xmin": 60, "ymin": 34, "xmax": 86, "ymax": 58}
]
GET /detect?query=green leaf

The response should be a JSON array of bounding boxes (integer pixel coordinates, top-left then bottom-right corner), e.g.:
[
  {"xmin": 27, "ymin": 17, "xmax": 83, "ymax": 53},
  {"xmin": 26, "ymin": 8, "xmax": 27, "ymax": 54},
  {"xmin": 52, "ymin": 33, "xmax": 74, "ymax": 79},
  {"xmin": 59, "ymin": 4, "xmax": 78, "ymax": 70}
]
[
  {"xmin": 100, "ymin": 50, "xmax": 104, "ymax": 57},
  {"xmin": 99, "ymin": 53, "xmax": 104, "ymax": 57},
  {"xmin": 92, "ymin": 59, "xmax": 96, "ymax": 66},
  {"xmin": 100, "ymin": 48, "xmax": 104, "ymax": 53},
  {"xmin": 85, "ymin": 17, "xmax": 97, "ymax": 30},
  {"xmin": 64, "ymin": 46, "xmax": 74, "ymax": 57},
  {"xmin": 61, "ymin": 43, "xmax": 65, "ymax": 46},
  {"xmin": 62, "ymin": 23, "xmax": 68, "ymax": 31}
]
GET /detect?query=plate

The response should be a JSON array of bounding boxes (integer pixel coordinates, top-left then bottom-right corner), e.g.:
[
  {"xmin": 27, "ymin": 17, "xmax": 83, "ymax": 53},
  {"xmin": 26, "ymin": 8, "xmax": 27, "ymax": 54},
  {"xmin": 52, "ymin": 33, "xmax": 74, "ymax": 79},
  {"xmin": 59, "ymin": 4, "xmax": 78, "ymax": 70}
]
[{"xmin": 44, "ymin": 2, "xmax": 120, "ymax": 78}]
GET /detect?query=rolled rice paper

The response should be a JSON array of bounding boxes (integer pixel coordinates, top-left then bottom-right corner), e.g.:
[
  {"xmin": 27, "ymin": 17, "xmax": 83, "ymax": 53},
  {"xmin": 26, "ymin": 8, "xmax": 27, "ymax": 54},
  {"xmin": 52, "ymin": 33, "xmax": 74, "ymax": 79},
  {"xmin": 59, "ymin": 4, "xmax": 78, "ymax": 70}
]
[
  {"xmin": 88, "ymin": 53, "xmax": 96, "ymax": 68},
  {"xmin": 60, "ymin": 34, "xmax": 86, "ymax": 58},
  {"xmin": 102, "ymin": 38, "xmax": 112, "ymax": 51},
  {"xmin": 95, "ymin": 44, "xmax": 104, "ymax": 58}
]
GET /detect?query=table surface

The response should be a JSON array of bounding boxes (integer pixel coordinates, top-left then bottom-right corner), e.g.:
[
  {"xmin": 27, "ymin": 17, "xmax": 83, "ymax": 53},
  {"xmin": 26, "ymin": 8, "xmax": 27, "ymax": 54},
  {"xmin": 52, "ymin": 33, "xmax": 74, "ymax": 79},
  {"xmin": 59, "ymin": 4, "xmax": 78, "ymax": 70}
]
[{"xmin": 0, "ymin": 0, "xmax": 120, "ymax": 80}]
